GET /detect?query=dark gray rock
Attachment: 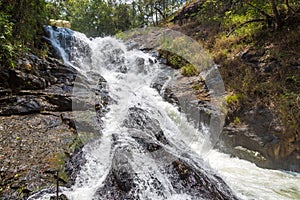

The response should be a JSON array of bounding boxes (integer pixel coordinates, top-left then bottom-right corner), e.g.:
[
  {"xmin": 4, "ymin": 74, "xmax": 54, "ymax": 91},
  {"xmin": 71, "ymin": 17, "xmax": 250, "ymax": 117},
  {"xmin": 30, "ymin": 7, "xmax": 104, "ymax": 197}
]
[
  {"xmin": 112, "ymin": 147, "xmax": 135, "ymax": 192},
  {"xmin": 43, "ymin": 26, "xmax": 92, "ymax": 66},
  {"xmin": 123, "ymin": 107, "xmax": 168, "ymax": 145},
  {"xmin": 50, "ymin": 194, "xmax": 69, "ymax": 200},
  {"xmin": 219, "ymin": 104, "xmax": 300, "ymax": 172},
  {"xmin": 8, "ymin": 69, "xmax": 47, "ymax": 91},
  {"xmin": 94, "ymin": 107, "xmax": 238, "ymax": 200}
]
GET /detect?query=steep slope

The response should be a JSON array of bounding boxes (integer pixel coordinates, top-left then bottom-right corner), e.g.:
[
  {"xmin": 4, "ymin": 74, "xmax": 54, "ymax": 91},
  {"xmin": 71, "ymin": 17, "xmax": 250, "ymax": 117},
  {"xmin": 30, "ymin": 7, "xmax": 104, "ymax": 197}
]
[{"xmin": 164, "ymin": 1, "xmax": 300, "ymax": 171}]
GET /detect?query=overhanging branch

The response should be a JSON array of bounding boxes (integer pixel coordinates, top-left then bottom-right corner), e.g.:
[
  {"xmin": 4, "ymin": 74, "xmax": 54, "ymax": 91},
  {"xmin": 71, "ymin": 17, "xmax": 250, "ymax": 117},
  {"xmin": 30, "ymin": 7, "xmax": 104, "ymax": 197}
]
[
  {"xmin": 245, "ymin": 1, "xmax": 272, "ymax": 19},
  {"xmin": 226, "ymin": 18, "xmax": 266, "ymax": 37}
]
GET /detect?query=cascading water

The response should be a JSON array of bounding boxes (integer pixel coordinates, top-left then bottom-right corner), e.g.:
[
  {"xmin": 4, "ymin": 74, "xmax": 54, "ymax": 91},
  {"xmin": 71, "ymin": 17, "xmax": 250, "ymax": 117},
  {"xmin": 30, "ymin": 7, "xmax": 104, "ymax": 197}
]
[{"xmin": 29, "ymin": 27, "xmax": 300, "ymax": 200}]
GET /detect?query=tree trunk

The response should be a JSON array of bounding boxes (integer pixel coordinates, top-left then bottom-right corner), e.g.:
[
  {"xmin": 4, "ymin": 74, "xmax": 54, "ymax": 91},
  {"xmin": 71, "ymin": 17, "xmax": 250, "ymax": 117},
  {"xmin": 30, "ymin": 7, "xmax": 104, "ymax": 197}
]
[{"xmin": 270, "ymin": 0, "xmax": 283, "ymax": 29}]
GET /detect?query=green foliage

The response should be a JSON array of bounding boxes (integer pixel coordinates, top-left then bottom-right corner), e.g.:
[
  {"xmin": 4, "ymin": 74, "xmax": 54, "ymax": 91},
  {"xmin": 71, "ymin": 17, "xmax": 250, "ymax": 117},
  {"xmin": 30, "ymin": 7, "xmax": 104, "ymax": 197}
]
[
  {"xmin": 0, "ymin": 10, "xmax": 16, "ymax": 67},
  {"xmin": 158, "ymin": 50, "xmax": 198, "ymax": 77},
  {"xmin": 224, "ymin": 11, "xmax": 263, "ymax": 37},
  {"xmin": 2, "ymin": 0, "xmax": 48, "ymax": 43},
  {"xmin": 225, "ymin": 93, "xmax": 242, "ymax": 104},
  {"xmin": 46, "ymin": 0, "xmax": 186, "ymax": 37},
  {"xmin": 222, "ymin": 0, "xmax": 300, "ymax": 35},
  {"xmin": 168, "ymin": 54, "xmax": 186, "ymax": 69},
  {"xmin": 233, "ymin": 116, "xmax": 241, "ymax": 124},
  {"xmin": 0, "ymin": 0, "xmax": 48, "ymax": 67},
  {"xmin": 181, "ymin": 64, "xmax": 198, "ymax": 77},
  {"xmin": 158, "ymin": 50, "xmax": 186, "ymax": 68}
]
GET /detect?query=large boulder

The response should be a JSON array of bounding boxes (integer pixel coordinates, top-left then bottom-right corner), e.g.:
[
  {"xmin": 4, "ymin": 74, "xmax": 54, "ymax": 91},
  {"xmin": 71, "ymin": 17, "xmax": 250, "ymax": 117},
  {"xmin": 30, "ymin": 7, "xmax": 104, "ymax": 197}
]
[{"xmin": 94, "ymin": 107, "xmax": 238, "ymax": 200}]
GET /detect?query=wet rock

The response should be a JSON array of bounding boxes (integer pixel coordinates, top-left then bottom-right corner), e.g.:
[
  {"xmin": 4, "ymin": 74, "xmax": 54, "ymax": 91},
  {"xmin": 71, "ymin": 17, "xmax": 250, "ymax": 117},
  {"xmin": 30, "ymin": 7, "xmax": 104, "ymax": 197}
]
[
  {"xmin": 94, "ymin": 171, "xmax": 135, "ymax": 200},
  {"xmin": 135, "ymin": 57, "xmax": 146, "ymax": 74},
  {"xmin": 45, "ymin": 94, "xmax": 72, "ymax": 111},
  {"xmin": 123, "ymin": 107, "xmax": 168, "ymax": 145},
  {"xmin": 65, "ymin": 149, "xmax": 86, "ymax": 187},
  {"xmin": 0, "ymin": 91, "xmax": 95, "ymax": 115},
  {"xmin": 118, "ymin": 65, "xmax": 128, "ymax": 73},
  {"xmin": 112, "ymin": 147, "xmax": 135, "ymax": 192},
  {"xmin": 96, "ymin": 114, "xmax": 238, "ymax": 200},
  {"xmin": 50, "ymin": 194, "xmax": 69, "ymax": 200},
  {"xmin": 169, "ymin": 158, "xmax": 237, "ymax": 199},
  {"xmin": 43, "ymin": 26, "xmax": 92, "ymax": 66},
  {"xmin": 151, "ymin": 65, "xmax": 180, "ymax": 107},
  {"xmin": 129, "ymin": 129, "xmax": 163, "ymax": 152},
  {"xmin": 0, "ymin": 52, "xmax": 109, "ymax": 117}
]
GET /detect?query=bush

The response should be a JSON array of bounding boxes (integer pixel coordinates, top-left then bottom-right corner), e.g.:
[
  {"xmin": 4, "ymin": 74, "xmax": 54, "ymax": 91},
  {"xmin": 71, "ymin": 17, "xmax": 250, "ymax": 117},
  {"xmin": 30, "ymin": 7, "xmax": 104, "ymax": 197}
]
[
  {"xmin": 181, "ymin": 64, "xmax": 199, "ymax": 76},
  {"xmin": 0, "ymin": 11, "xmax": 16, "ymax": 68}
]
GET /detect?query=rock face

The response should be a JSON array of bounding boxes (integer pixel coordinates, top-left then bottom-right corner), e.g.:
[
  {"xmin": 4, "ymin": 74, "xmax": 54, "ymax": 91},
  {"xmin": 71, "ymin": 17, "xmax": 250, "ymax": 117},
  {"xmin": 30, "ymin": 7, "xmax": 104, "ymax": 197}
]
[
  {"xmin": 1, "ymin": 55, "xmax": 80, "ymax": 115},
  {"xmin": 218, "ymin": 47, "xmax": 300, "ymax": 172},
  {"xmin": 219, "ymin": 100, "xmax": 300, "ymax": 172},
  {"xmin": 0, "ymin": 53, "xmax": 106, "ymax": 199},
  {"xmin": 171, "ymin": 0, "xmax": 204, "ymax": 25}
]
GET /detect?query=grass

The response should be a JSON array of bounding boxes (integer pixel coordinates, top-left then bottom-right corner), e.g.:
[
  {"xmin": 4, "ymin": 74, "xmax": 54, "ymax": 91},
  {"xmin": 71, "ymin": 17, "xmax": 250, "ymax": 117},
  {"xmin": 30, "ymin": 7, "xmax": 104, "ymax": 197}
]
[{"xmin": 214, "ymin": 24, "xmax": 299, "ymax": 137}]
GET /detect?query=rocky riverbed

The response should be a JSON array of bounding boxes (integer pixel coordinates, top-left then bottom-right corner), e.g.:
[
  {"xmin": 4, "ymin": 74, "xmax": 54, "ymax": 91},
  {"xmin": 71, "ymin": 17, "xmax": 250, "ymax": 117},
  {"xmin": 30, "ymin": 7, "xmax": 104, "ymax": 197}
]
[{"xmin": 0, "ymin": 54, "xmax": 101, "ymax": 199}]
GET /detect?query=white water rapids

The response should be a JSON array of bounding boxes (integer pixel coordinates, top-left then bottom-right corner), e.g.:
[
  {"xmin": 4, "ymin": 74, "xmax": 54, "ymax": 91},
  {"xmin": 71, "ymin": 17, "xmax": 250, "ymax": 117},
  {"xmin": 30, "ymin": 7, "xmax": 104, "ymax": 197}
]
[{"xmin": 30, "ymin": 28, "xmax": 300, "ymax": 200}]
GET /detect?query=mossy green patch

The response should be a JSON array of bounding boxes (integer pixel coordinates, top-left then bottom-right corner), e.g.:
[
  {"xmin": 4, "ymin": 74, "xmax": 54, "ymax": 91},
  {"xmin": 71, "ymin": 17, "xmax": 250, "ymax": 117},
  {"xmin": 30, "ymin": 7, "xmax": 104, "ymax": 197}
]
[
  {"xmin": 233, "ymin": 116, "xmax": 241, "ymax": 124},
  {"xmin": 225, "ymin": 93, "xmax": 242, "ymax": 104},
  {"xmin": 181, "ymin": 64, "xmax": 199, "ymax": 76}
]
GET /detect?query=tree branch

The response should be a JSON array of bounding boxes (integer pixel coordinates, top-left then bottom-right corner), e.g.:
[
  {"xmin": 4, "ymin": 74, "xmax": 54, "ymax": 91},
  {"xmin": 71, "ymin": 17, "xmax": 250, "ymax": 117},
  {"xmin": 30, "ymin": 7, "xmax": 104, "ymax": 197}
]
[
  {"xmin": 245, "ymin": 2, "xmax": 272, "ymax": 19},
  {"xmin": 226, "ymin": 18, "xmax": 266, "ymax": 37},
  {"xmin": 286, "ymin": 0, "xmax": 296, "ymax": 14},
  {"xmin": 154, "ymin": 6, "xmax": 165, "ymax": 19}
]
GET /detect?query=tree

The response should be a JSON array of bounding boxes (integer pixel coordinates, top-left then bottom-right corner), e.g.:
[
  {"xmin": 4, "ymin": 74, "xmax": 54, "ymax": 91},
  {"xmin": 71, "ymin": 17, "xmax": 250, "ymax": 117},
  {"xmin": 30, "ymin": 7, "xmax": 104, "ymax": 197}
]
[
  {"xmin": 0, "ymin": 0, "xmax": 49, "ymax": 67},
  {"xmin": 222, "ymin": 0, "xmax": 300, "ymax": 36}
]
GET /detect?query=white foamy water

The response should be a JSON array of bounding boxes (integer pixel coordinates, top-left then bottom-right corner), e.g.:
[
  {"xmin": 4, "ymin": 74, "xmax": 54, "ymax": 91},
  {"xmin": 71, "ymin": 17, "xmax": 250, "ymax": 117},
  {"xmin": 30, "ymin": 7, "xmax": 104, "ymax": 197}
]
[
  {"xmin": 29, "ymin": 27, "xmax": 300, "ymax": 200},
  {"xmin": 161, "ymin": 100, "xmax": 300, "ymax": 200}
]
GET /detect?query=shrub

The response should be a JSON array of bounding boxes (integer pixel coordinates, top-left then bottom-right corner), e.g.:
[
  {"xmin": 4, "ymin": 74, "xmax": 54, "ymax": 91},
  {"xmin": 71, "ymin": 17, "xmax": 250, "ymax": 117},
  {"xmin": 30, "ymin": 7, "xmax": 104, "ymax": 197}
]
[
  {"xmin": 181, "ymin": 64, "xmax": 199, "ymax": 76},
  {"xmin": 0, "ymin": 11, "xmax": 16, "ymax": 68}
]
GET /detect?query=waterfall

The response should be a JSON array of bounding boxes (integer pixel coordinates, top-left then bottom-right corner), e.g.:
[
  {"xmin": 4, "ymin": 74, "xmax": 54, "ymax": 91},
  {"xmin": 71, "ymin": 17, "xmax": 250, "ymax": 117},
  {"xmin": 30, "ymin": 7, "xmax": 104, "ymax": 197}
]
[{"xmin": 29, "ymin": 26, "xmax": 300, "ymax": 200}]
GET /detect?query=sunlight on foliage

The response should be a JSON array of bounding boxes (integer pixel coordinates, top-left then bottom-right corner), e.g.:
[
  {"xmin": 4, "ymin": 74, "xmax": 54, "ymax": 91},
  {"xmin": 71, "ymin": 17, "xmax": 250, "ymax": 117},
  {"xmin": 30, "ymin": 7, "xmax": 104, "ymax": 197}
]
[{"xmin": 181, "ymin": 64, "xmax": 199, "ymax": 76}]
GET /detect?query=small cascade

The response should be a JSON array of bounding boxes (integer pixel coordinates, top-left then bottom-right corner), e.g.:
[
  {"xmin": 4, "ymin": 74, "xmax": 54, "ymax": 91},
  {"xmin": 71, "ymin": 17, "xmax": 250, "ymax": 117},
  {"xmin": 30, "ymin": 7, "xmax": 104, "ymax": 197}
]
[
  {"xmin": 28, "ymin": 26, "xmax": 300, "ymax": 200},
  {"xmin": 43, "ymin": 26, "xmax": 92, "ymax": 68}
]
